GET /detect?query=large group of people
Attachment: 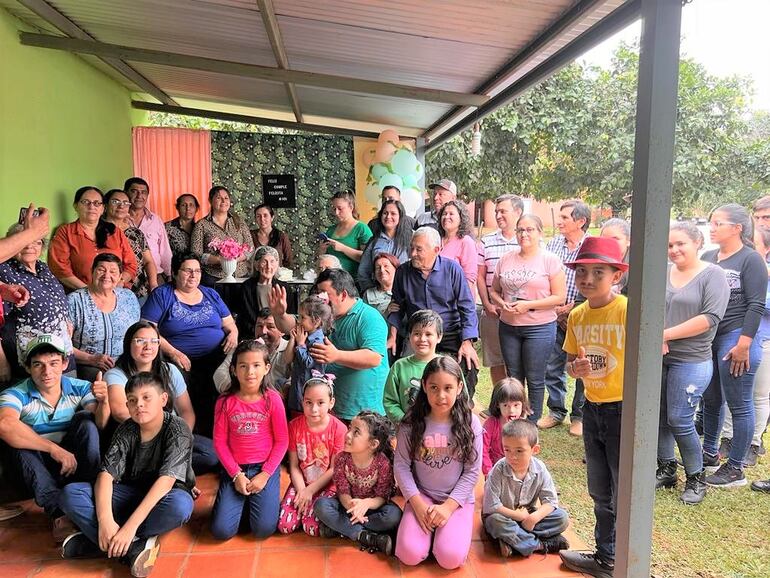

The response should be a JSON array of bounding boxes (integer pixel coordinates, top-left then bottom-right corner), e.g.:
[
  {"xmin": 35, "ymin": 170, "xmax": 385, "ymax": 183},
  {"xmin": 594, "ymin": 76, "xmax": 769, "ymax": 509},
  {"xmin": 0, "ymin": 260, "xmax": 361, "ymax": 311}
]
[{"xmin": 0, "ymin": 176, "xmax": 768, "ymax": 578}]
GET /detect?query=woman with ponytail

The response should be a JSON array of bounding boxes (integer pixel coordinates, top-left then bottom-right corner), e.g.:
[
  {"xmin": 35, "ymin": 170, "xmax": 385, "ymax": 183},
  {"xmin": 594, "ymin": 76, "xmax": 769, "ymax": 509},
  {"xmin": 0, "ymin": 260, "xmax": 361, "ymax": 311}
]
[{"xmin": 700, "ymin": 203, "xmax": 768, "ymax": 488}]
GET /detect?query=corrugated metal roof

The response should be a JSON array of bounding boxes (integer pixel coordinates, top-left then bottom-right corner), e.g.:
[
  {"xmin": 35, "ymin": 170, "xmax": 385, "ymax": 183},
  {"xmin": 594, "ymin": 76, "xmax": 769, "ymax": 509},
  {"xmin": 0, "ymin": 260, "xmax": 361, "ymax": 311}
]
[{"xmin": 4, "ymin": 0, "xmax": 636, "ymax": 137}]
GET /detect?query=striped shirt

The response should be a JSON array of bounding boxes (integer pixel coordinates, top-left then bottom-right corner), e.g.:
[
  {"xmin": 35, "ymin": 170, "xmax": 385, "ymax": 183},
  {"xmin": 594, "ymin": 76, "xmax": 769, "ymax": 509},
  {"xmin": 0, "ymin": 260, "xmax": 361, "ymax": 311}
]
[
  {"xmin": 478, "ymin": 230, "xmax": 519, "ymax": 289},
  {"xmin": 0, "ymin": 376, "xmax": 96, "ymax": 442},
  {"xmin": 545, "ymin": 233, "xmax": 590, "ymax": 304}
]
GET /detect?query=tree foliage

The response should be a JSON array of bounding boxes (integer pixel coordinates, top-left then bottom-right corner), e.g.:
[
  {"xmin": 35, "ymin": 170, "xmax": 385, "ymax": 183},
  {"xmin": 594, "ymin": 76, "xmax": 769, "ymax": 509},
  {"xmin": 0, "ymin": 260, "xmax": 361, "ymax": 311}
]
[{"xmin": 427, "ymin": 43, "xmax": 770, "ymax": 215}]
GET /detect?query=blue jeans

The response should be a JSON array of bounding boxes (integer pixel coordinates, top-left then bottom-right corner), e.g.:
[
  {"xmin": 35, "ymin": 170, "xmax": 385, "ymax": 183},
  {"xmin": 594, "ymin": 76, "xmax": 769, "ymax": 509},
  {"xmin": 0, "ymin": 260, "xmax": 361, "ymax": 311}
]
[
  {"xmin": 498, "ymin": 321, "xmax": 557, "ymax": 421},
  {"xmin": 583, "ymin": 401, "xmax": 622, "ymax": 564},
  {"xmin": 192, "ymin": 435, "xmax": 219, "ymax": 474},
  {"xmin": 658, "ymin": 359, "xmax": 712, "ymax": 474},
  {"xmin": 483, "ymin": 507, "xmax": 569, "ymax": 557},
  {"xmin": 544, "ymin": 324, "xmax": 585, "ymax": 422},
  {"xmin": 703, "ymin": 329, "xmax": 762, "ymax": 468},
  {"xmin": 11, "ymin": 411, "xmax": 101, "ymax": 517},
  {"xmin": 210, "ymin": 464, "xmax": 281, "ymax": 540},
  {"xmin": 60, "ymin": 482, "xmax": 194, "ymax": 546},
  {"xmin": 314, "ymin": 497, "xmax": 402, "ymax": 540}
]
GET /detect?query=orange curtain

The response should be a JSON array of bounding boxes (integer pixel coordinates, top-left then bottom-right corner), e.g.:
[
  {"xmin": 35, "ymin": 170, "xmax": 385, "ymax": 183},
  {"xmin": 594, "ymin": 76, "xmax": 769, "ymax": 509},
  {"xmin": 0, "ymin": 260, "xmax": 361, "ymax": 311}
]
[{"xmin": 131, "ymin": 127, "xmax": 212, "ymax": 221}]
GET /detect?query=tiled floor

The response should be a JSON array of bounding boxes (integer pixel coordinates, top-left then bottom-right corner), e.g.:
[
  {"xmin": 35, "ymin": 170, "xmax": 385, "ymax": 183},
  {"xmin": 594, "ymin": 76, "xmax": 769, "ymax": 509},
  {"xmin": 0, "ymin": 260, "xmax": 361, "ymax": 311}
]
[{"xmin": 0, "ymin": 471, "xmax": 589, "ymax": 578}]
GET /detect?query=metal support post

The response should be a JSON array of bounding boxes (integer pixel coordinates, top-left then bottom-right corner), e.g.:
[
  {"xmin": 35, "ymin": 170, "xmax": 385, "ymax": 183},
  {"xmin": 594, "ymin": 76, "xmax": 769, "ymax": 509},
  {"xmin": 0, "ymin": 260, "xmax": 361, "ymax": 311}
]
[{"xmin": 615, "ymin": 1, "xmax": 682, "ymax": 577}]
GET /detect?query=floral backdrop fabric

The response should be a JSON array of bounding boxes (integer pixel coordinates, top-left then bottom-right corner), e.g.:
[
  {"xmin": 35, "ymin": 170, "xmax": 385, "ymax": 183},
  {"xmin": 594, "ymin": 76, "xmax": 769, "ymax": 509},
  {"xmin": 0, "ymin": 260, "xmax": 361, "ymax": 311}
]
[{"xmin": 211, "ymin": 132, "xmax": 355, "ymax": 274}]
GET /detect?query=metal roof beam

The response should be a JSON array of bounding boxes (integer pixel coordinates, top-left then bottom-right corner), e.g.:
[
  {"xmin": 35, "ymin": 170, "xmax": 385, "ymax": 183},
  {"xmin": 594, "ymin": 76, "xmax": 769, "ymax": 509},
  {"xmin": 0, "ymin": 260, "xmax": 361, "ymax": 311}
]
[
  {"xmin": 255, "ymin": 0, "xmax": 303, "ymax": 123},
  {"xmin": 422, "ymin": 0, "xmax": 607, "ymax": 141},
  {"xmin": 16, "ymin": 0, "xmax": 177, "ymax": 106},
  {"xmin": 20, "ymin": 33, "xmax": 489, "ymax": 108},
  {"xmin": 131, "ymin": 101, "xmax": 387, "ymax": 139},
  {"xmin": 425, "ymin": 0, "xmax": 642, "ymax": 152}
]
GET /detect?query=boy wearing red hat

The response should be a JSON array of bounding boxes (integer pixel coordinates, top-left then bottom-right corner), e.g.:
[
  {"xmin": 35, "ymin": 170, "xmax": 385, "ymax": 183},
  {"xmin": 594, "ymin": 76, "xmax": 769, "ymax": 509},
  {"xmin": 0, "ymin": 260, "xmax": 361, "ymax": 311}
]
[{"xmin": 557, "ymin": 237, "xmax": 629, "ymax": 578}]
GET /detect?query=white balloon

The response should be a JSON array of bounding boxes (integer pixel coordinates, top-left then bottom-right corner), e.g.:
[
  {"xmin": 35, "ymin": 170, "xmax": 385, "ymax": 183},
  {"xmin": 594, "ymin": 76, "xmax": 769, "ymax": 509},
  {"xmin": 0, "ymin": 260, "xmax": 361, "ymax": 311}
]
[
  {"xmin": 364, "ymin": 182, "xmax": 381, "ymax": 207},
  {"xmin": 401, "ymin": 187, "xmax": 424, "ymax": 217}
]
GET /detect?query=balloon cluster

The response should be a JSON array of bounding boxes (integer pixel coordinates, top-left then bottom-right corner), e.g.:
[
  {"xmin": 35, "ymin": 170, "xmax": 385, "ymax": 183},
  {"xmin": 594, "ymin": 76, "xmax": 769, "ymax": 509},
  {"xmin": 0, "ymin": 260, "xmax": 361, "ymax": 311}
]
[{"xmin": 361, "ymin": 129, "xmax": 424, "ymax": 217}]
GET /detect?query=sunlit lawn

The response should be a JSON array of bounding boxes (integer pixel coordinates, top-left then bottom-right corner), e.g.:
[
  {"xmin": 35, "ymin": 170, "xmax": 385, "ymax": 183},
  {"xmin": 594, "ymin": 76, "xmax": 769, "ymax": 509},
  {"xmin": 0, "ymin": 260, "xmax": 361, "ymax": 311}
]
[{"xmin": 474, "ymin": 368, "xmax": 770, "ymax": 578}]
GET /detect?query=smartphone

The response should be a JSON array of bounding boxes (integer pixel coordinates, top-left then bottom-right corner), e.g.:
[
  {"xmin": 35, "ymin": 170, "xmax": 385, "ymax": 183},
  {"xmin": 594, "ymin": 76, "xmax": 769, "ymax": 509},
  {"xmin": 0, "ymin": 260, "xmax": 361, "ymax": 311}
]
[
  {"xmin": 18, "ymin": 207, "xmax": 40, "ymax": 225},
  {"xmin": 317, "ymin": 233, "xmax": 329, "ymax": 242}
]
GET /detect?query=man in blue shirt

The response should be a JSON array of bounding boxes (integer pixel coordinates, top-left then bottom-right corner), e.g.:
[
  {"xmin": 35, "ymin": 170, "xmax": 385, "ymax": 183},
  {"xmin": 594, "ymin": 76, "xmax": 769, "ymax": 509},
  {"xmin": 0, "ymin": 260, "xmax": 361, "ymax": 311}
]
[
  {"xmin": 0, "ymin": 334, "xmax": 109, "ymax": 541},
  {"xmin": 388, "ymin": 227, "xmax": 480, "ymax": 399}
]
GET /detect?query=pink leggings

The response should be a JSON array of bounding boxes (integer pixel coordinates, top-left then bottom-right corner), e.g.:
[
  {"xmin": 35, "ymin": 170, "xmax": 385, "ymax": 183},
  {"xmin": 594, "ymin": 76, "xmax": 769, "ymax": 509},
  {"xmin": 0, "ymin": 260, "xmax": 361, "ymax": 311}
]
[
  {"xmin": 395, "ymin": 494, "xmax": 474, "ymax": 569},
  {"xmin": 277, "ymin": 485, "xmax": 336, "ymax": 536}
]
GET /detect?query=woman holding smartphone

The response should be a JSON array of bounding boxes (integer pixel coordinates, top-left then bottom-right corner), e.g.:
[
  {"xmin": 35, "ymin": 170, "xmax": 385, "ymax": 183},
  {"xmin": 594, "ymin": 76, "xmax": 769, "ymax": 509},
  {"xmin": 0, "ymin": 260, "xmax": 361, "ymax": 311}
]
[{"xmin": 319, "ymin": 190, "xmax": 372, "ymax": 276}]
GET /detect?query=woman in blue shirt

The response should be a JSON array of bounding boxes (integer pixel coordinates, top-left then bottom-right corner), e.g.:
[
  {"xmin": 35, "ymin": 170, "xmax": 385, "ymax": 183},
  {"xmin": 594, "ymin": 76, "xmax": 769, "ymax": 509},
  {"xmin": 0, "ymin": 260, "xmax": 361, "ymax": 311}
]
[{"xmin": 357, "ymin": 200, "xmax": 411, "ymax": 291}]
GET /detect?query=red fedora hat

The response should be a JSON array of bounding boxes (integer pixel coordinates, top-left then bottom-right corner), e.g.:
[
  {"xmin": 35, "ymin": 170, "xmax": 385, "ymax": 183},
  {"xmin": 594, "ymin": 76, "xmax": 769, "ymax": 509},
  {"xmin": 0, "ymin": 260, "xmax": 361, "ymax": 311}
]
[{"xmin": 564, "ymin": 237, "xmax": 629, "ymax": 271}]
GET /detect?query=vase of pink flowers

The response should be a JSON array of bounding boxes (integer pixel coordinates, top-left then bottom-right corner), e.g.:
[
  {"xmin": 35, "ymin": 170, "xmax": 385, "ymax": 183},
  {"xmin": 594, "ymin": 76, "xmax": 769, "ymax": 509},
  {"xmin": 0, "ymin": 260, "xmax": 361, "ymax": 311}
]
[{"xmin": 208, "ymin": 238, "xmax": 251, "ymax": 283}]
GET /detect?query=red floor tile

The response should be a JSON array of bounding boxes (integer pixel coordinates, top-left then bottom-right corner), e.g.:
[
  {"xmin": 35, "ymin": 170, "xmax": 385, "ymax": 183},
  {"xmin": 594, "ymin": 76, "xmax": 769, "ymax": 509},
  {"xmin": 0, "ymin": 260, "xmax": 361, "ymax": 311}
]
[
  {"xmin": 185, "ymin": 551, "xmax": 257, "ymax": 578},
  {"xmin": 151, "ymin": 553, "xmax": 188, "ymax": 578},
  {"xmin": 259, "ymin": 529, "xmax": 325, "ymax": 550},
  {"xmin": 0, "ymin": 562, "xmax": 40, "ymax": 578},
  {"xmin": 160, "ymin": 521, "xmax": 201, "ymax": 554},
  {"xmin": 33, "ymin": 558, "xmax": 110, "ymax": 578},
  {"xmin": 256, "ymin": 548, "xmax": 326, "ymax": 578},
  {"xmin": 0, "ymin": 525, "xmax": 61, "ymax": 562},
  {"xmin": 191, "ymin": 527, "xmax": 261, "ymax": 553},
  {"xmin": 467, "ymin": 541, "xmax": 515, "ymax": 578},
  {"xmin": 327, "ymin": 544, "xmax": 401, "ymax": 578}
]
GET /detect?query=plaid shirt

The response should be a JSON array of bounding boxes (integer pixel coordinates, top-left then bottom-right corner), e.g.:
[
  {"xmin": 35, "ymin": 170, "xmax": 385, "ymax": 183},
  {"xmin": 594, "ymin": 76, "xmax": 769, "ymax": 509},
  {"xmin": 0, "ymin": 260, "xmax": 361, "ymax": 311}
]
[
  {"xmin": 478, "ymin": 230, "xmax": 519, "ymax": 289},
  {"xmin": 545, "ymin": 233, "xmax": 590, "ymax": 304}
]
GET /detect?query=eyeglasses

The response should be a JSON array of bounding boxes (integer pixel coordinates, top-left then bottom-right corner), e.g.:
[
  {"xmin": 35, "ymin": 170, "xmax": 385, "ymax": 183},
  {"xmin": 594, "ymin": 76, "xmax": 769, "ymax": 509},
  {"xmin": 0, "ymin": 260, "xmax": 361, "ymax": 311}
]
[
  {"xmin": 109, "ymin": 199, "xmax": 131, "ymax": 207},
  {"xmin": 515, "ymin": 227, "xmax": 539, "ymax": 235},
  {"xmin": 179, "ymin": 268, "xmax": 201, "ymax": 275},
  {"xmin": 708, "ymin": 221, "xmax": 736, "ymax": 229},
  {"xmin": 132, "ymin": 338, "xmax": 160, "ymax": 346},
  {"xmin": 79, "ymin": 200, "xmax": 103, "ymax": 208}
]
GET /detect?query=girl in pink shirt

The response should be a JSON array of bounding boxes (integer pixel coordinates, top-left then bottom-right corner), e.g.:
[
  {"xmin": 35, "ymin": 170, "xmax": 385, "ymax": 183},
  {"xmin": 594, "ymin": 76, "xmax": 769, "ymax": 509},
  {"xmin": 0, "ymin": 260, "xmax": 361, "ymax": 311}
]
[
  {"xmin": 489, "ymin": 214, "xmax": 566, "ymax": 423},
  {"xmin": 482, "ymin": 378, "xmax": 530, "ymax": 475},
  {"xmin": 211, "ymin": 340, "xmax": 288, "ymax": 540}
]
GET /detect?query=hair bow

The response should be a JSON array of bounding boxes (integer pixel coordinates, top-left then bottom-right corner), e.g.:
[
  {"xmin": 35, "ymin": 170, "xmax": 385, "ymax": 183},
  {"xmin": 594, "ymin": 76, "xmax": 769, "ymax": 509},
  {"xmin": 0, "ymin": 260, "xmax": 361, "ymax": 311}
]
[{"xmin": 310, "ymin": 370, "xmax": 336, "ymax": 383}]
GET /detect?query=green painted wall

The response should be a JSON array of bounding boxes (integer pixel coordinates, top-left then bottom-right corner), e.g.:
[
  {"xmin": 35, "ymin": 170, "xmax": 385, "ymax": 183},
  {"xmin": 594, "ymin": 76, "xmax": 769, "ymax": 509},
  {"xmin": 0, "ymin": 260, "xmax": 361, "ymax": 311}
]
[{"xmin": 0, "ymin": 8, "xmax": 133, "ymax": 233}]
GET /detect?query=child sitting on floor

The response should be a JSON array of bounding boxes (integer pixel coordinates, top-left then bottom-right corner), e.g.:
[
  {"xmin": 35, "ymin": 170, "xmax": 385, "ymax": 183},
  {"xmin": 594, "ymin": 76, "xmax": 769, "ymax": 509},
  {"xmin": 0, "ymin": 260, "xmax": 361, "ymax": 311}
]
[
  {"xmin": 394, "ymin": 356, "xmax": 483, "ymax": 570},
  {"xmin": 483, "ymin": 419, "xmax": 569, "ymax": 557},
  {"xmin": 314, "ymin": 410, "xmax": 402, "ymax": 555},
  {"xmin": 278, "ymin": 373, "xmax": 346, "ymax": 536},
  {"xmin": 482, "ymin": 377, "xmax": 530, "ymax": 475},
  {"xmin": 210, "ymin": 340, "xmax": 288, "ymax": 540},
  {"xmin": 383, "ymin": 309, "xmax": 443, "ymax": 422},
  {"xmin": 60, "ymin": 372, "xmax": 196, "ymax": 578}
]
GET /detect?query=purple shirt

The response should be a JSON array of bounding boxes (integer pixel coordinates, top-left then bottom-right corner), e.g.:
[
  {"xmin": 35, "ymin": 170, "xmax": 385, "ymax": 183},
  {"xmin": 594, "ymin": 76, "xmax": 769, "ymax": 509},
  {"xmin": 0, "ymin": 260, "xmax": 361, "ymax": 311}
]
[
  {"xmin": 389, "ymin": 256, "xmax": 479, "ymax": 342},
  {"xmin": 132, "ymin": 208, "xmax": 173, "ymax": 276},
  {"xmin": 394, "ymin": 414, "xmax": 483, "ymax": 506}
]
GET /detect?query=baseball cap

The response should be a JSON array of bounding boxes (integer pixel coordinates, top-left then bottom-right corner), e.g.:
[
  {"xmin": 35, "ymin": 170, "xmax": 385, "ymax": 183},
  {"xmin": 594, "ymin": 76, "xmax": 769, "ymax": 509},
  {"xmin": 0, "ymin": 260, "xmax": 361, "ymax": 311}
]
[
  {"xmin": 564, "ymin": 237, "xmax": 629, "ymax": 271},
  {"xmin": 428, "ymin": 179, "xmax": 457, "ymax": 196},
  {"xmin": 25, "ymin": 334, "xmax": 67, "ymax": 361}
]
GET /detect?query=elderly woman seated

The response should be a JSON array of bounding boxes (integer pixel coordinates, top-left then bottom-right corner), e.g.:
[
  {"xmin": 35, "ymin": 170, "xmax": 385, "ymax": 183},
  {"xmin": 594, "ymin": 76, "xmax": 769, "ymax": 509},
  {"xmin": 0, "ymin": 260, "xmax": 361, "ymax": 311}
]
[
  {"xmin": 68, "ymin": 253, "xmax": 141, "ymax": 381},
  {"xmin": 0, "ymin": 224, "xmax": 75, "ymax": 383},
  {"xmin": 141, "ymin": 252, "xmax": 238, "ymax": 435},
  {"xmin": 236, "ymin": 245, "xmax": 282, "ymax": 337}
]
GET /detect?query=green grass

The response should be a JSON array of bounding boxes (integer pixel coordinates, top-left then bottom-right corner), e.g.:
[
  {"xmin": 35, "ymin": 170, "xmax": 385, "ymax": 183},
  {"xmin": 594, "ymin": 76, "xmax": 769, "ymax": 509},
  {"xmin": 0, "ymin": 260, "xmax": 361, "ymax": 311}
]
[{"xmin": 474, "ymin": 368, "xmax": 770, "ymax": 578}]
